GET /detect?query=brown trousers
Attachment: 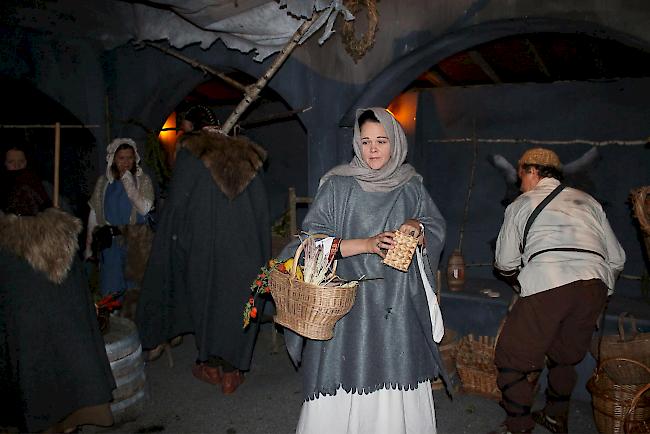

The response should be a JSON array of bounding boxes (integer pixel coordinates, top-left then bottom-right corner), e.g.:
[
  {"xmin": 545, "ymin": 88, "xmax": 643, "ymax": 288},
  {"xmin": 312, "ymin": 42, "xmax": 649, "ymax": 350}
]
[{"xmin": 494, "ymin": 279, "xmax": 608, "ymax": 432}]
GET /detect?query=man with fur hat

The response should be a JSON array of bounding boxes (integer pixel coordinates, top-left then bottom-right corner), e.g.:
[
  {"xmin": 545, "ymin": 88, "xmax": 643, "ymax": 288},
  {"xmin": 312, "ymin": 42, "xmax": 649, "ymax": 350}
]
[{"xmin": 490, "ymin": 147, "xmax": 625, "ymax": 434}]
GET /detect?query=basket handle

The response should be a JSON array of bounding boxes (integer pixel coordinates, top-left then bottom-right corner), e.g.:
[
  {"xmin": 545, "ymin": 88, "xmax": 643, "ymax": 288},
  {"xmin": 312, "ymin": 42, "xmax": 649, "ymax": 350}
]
[
  {"xmin": 623, "ymin": 382, "xmax": 650, "ymax": 433},
  {"xmin": 618, "ymin": 312, "xmax": 639, "ymax": 342},
  {"xmin": 596, "ymin": 357, "xmax": 650, "ymax": 378},
  {"xmin": 290, "ymin": 233, "xmax": 332, "ymax": 279}
]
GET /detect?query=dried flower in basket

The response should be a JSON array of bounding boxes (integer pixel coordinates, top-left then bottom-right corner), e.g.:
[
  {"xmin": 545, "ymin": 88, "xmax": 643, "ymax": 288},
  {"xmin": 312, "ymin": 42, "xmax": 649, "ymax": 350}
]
[{"xmin": 382, "ymin": 230, "xmax": 418, "ymax": 272}]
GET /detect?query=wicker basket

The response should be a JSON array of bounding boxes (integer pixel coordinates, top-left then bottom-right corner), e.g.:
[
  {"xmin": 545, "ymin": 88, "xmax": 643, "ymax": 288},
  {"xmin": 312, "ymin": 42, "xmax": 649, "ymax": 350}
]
[
  {"xmin": 625, "ymin": 383, "xmax": 650, "ymax": 434},
  {"xmin": 382, "ymin": 230, "xmax": 418, "ymax": 272},
  {"xmin": 268, "ymin": 235, "xmax": 358, "ymax": 340},
  {"xmin": 596, "ymin": 313, "xmax": 650, "ymax": 385},
  {"xmin": 587, "ymin": 358, "xmax": 650, "ymax": 434},
  {"xmin": 456, "ymin": 333, "xmax": 501, "ymax": 400}
]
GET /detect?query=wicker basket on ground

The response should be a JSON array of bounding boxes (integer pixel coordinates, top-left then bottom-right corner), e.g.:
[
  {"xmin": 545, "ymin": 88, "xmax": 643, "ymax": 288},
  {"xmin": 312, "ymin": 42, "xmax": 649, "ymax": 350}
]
[
  {"xmin": 587, "ymin": 358, "xmax": 650, "ymax": 434},
  {"xmin": 625, "ymin": 383, "xmax": 650, "ymax": 434},
  {"xmin": 595, "ymin": 312, "xmax": 650, "ymax": 385},
  {"xmin": 268, "ymin": 235, "xmax": 358, "ymax": 341},
  {"xmin": 456, "ymin": 332, "xmax": 501, "ymax": 400}
]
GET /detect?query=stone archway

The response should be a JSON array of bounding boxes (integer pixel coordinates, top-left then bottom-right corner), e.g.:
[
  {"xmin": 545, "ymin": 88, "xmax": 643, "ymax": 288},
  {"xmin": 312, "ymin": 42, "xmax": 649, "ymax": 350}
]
[{"xmin": 340, "ymin": 17, "xmax": 650, "ymax": 126}]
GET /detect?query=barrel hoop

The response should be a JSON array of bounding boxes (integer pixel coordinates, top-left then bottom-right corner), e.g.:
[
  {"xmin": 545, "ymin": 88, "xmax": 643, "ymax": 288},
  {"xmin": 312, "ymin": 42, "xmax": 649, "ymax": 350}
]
[{"xmin": 111, "ymin": 388, "xmax": 145, "ymax": 413}]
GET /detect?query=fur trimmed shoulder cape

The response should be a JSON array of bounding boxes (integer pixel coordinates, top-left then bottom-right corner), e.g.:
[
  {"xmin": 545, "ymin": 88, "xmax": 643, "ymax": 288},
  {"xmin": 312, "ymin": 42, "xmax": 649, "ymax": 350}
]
[
  {"xmin": 0, "ymin": 208, "xmax": 81, "ymax": 283},
  {"xmin": 180, "ymin": 130, "xmax": 267, "ymax": 200}
]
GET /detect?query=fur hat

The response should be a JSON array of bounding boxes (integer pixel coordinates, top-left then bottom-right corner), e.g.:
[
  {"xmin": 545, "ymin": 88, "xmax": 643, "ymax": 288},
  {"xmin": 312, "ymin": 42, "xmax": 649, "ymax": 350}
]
[{"xmin": 518, "ymin": 147, "xmax": 562, "ymax": 170}]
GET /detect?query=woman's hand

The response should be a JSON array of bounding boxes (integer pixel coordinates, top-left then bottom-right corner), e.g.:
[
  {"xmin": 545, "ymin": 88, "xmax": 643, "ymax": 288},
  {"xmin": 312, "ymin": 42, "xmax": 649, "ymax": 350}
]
[
  {"xmin": 399, "ymin": 219, "xmax": 425, "ymax": 245},
  {"xmin": 367, "ymin": 231, "xmax": 396, "ymax": 258}
]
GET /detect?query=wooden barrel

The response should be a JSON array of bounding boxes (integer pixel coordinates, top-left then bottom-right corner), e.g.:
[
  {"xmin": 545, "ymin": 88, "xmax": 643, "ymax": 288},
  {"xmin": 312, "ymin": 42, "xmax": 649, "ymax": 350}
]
[{"xmin": 103, "ymin": 316, "xmax": 146, "ymax": 425}]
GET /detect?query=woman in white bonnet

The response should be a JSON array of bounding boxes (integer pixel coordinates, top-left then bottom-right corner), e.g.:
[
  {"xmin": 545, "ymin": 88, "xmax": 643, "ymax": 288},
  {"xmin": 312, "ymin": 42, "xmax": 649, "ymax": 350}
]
[{"xmin": 86, "ymin": 138, "xmax": 154, "ymax": 296}]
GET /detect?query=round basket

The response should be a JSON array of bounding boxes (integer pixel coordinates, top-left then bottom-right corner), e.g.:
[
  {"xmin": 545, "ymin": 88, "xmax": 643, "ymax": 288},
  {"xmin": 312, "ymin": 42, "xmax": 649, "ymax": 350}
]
[
  {"xmin": 625, "ymin": 383, "xmax": 650, "ymax": 434},
  {"xmin": 268, "ymin": 235, "xmax": 358, "ymax": 340},
  {"xmin": 587, "ymin": 358, "xmax": 650, "ymax": 434},
  {"xmin": 594, "ymin": 313, "xmax": 650, "ymax": 385}
]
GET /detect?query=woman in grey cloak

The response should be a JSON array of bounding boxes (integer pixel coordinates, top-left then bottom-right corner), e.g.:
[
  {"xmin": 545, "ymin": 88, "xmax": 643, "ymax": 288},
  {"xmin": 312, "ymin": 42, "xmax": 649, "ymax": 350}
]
[{"xmin": 285, "ymin": 108, "xmax": 448, "ymax": 433}]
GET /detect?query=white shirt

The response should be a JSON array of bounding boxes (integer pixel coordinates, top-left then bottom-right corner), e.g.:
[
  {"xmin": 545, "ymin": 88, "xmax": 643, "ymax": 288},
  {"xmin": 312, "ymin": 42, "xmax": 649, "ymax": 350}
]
[{"xmin": 495, "ymin": 177, "xmax": 625, "ymax": 297}]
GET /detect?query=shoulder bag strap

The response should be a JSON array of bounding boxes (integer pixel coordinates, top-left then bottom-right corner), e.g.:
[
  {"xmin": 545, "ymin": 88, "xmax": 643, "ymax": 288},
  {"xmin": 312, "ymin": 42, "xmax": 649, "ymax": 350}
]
[{"xmin": 519, "ymin": 183, "xmax": 565, "ymax": 255}]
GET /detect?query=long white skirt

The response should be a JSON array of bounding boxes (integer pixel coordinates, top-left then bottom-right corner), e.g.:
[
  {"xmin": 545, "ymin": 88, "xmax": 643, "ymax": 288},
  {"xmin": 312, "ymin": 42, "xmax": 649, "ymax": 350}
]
[{"xmin": 295, "ymin": 380, "xmax": 436, "ymax": 434}]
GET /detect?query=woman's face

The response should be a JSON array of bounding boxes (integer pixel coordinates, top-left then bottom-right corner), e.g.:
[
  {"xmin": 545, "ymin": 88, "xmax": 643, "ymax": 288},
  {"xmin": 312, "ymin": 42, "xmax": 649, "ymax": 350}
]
[
  {"xmin": 5, "ymin": 149, "xmax": 27, "ymax": 171},
  {"xmin": 115, "ymin": 148, "xmax": 136, "ymax": 175},
  {"xmin": 360, "ymin": 121, "xmax": 391, "ymax": 170}
]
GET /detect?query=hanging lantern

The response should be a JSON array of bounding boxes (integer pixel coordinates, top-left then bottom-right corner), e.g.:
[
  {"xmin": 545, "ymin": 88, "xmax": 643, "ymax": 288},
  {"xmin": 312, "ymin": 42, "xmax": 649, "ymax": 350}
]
[{"xmin": 446, "ymin": 249, "xmax": 465, "ymax": 291}]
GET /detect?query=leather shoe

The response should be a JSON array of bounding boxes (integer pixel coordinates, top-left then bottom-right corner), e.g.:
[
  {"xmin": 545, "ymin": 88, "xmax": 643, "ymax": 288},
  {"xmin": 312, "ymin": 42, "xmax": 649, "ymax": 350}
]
[
  {"xmin": 221, "ymin": 370, "xmax": 244, "ymax": 394},
  {"xmin": 532, "ymin": 410, "xmax": 568, "ymax": 433},
  {"xmin": 192, "ymin": 363, "xmax": 222, "ymax": 385}
]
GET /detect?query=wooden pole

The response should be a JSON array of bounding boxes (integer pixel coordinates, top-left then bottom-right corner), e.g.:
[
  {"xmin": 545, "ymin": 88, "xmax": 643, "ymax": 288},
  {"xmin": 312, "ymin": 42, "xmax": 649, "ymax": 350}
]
[
  {"xmin": 145, "ymin": 42, "xmax": 248, "ymax": 92},
  {"xmin": 289, "ymin": 187, "xmax": 297, "ymax": 236},
  {"xmin": 0, "ymin": 124, "xmax": 99, "ymax": 128},
  {"xmin": 458, "ymin": 119, "xmax": 479, "ymax": 251},
  {"xmin": 221, "ymin": 12, "xmax": 321, "ymax": 135},
  {"xmin": 238, "ymin": 106, "xmax": 312, "ymax": 128},
  {"xmin": 53, "ymin": 122, "xmax": 61, "ymax": 208}
]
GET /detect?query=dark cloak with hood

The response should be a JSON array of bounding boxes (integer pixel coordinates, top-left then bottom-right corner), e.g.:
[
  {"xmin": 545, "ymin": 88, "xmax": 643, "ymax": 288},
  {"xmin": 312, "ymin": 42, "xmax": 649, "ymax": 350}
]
[
  {"xmin": 0, "ymin": 208, "xmax": 115, "ymax": 432},
  {"xmin": 136, "ymin": 131, "xmax": 270, "ymax": 369},
  {"xmin": 282, "ymin": 107, "xmax": 450, "ymax": 401}
]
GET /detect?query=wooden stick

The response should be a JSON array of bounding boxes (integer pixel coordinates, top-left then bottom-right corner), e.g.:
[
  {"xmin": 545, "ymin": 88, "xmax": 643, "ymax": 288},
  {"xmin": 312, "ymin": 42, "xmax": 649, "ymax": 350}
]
[
  {"xmin": 145, "ymin": 42, "xmax": 247, "ymax": 92},
  {"xmin": 221, "ymin": 12, "xmax": 322, "ymax": 135},
  {"xmin": 53, "ymin": 122, "xmax": 61, "ymax": 208},
  {"xmin": 458, "ymin": 119, "xmax": 479, "ymax": 250},
  {"xmin": 428, "ymin": 137, "xmax": 648, "ymax": 146},
  {"xmin": 238, "ymin": 106, "xmax": 312, "ymax": 128},
  {"xmin": 289, "ymin": 187, "xmax": 297, "ymax": 236},
  {"xmin": 0, "ymin": 124, "xmax": 99, "ymax": 128}
]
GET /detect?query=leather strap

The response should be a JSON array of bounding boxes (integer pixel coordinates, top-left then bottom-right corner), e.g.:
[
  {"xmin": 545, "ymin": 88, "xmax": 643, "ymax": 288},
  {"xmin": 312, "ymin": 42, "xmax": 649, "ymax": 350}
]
[{"xmin": 519, "ymin": 183, "xmax": 565, "ymax": 255}]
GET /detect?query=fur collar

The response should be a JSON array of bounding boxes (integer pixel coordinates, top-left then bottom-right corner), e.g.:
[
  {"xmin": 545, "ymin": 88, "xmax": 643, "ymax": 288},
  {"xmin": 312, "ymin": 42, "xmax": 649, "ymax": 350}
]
[
  {"xmin": 181, "ymin": 131, "xmax": 267, "ymax": 200},
  {"xmin": 0, "ymin": 208, "xmax": 82, "ymax": 283}
]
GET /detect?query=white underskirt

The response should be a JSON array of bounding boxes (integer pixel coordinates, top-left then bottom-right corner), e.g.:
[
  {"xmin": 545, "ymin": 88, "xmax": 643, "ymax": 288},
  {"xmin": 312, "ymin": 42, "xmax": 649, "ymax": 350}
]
[{"xmin": 295, "ymin": 380, "xmax": 436, "ymax": 434}]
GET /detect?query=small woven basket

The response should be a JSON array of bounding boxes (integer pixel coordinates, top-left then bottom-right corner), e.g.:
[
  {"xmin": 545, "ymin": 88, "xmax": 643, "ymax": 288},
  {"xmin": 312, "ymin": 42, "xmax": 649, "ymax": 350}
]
[
  {"xmin": 382, "ymin": 230, "xmax": 418, "ymax": 272},
  {"xmin": 455, "ymin": 333, "xmax": 501, "ymax": 400},
  {"xmin": 268, "ymin": 235, "xmax": 358, "ymax": 340},
  {"xmin": 587, "ymin": 358, "xmax": 650, "ymax": 434}
]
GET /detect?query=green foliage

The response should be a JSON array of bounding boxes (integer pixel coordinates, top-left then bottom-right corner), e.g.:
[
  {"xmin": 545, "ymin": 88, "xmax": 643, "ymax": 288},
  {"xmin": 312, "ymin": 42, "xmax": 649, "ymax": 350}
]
[{"xmin": 272, "ymin": 208, "xmax": 291, "ymax": 238}]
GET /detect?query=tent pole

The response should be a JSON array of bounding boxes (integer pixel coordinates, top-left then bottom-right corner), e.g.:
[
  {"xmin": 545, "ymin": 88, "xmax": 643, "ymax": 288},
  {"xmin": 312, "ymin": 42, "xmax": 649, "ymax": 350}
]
[{"xmin": 53, "ymin": 122, "xmax": 61, "ymax": 208}]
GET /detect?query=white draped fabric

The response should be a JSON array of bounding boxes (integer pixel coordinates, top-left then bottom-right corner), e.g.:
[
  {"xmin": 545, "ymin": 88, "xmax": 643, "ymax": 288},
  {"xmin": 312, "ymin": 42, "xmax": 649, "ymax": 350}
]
[{"xmin": 296, "ymin": 381, "xmax": 437, "ymax": 434}]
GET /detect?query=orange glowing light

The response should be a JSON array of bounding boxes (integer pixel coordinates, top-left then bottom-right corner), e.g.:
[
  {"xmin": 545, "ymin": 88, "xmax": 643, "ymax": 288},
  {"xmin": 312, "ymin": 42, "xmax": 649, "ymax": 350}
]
[
  {"xmin": 387, "ymin": 91, "xmax": 418, "ymax": 134},
  {"xmin": 158, "ymin": 112, "xmax": 179, "ymax": 154}
]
